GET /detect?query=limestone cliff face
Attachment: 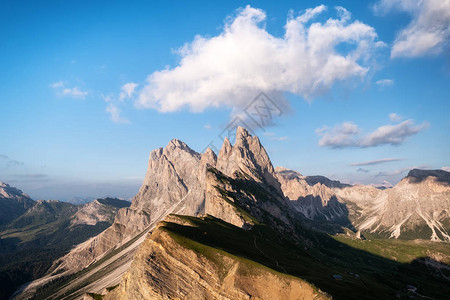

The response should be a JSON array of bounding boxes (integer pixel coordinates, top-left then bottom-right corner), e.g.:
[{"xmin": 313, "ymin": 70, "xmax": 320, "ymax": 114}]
[
  {"xmin": 277, "ymin": 167, "xmax": 450, "ymax": 242},
  {"xmin": 104, "ymin": 215, "xmax": 328, "ymax": 300}
]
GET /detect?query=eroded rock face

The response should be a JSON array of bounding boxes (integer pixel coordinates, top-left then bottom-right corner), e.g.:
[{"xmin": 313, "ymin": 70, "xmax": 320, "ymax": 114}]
[{"xmin": 104, "ymin": 215, "xmax": 328, "ymax": 300}]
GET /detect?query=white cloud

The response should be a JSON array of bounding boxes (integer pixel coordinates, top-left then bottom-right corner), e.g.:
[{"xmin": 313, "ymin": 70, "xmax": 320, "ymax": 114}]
[
  {"xmin": 376, "ymin": 79, "xmax": 394, "ymax": 87},
  {"xmin": 50, "ymin": 81, "xmax": 88, "ymax": 99},
  {"xmin": 317, "ymin": 117, "xmax": 428, "ymax": 148},
  {"xmin": 204, "ymin": 124, "xmax": 212, "ymax": 129},
  {"xmin": 316, "ymin": 122, "xmax": 360, "ymax": 148},
  {"xmin": 119, "ymin": 82, "xmax": 138, "ymax": 101},
  {"xmin": 351, "ymin": 158, "xmax": 402, "ymax": 166},
  {"xmin": 269, "ymin": 136, "xmax": 288, "ymax": 141},
  {"xmin": 50, "ymin": 81, "xmax": 64, "ymax": 88},
  {"xmin": 136, "ymin": 5, "xmax": 382, "ymax": 113},
  {"xmin": 61, "ymin": 87, "xmax": 88, "ymax": 98},
  {"xmin": 389, "ymin": 112, "xmax": 403, "ymax": 122},
  {"xmin": 106, "ymin": 103, "xmax": 130, "ymax": 124},
  {"xmin": 361, "ymin": 119, "xmax": 428, "ymax": 147},
  {"xmin": 374, "ymin": 0, "xmax": 450, "ymax": 58},
  {"xmin": 101, "ymin": 94, "xmax": 112, "ymax": 102},
  {"xmin": 442, "ymin": 166, "xmax": 450, "ymax": 172}
]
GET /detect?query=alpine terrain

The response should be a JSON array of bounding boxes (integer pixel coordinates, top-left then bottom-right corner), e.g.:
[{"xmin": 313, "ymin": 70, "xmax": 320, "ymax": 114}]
[{"xmin": 10, "ymin": 127, "xmax": 450, "ymax": 300}]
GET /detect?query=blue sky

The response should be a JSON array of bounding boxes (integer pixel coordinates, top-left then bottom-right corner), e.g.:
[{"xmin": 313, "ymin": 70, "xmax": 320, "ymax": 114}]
[{"xmin": 0, "ymin": 0, "xmax": 449, "ymax": 200}]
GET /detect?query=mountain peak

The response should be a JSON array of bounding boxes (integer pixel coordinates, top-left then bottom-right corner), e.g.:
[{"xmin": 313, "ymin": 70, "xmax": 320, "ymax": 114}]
[
  {"xmin": 405, "ymin": 168, "xmax": 450, "ymax": 184},
  {"xmin": 217, "ymin": 127, "xmax": 278, "ymax": 188},
  {"xmin": 236, "ymin": 125, "xmax": 251, "ymax": 139}
]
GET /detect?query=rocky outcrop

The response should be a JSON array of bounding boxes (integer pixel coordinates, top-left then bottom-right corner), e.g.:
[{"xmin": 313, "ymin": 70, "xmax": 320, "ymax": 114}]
[{"xmin": 70, "ymin": 198, "xmax": 131, "ymax": 227}]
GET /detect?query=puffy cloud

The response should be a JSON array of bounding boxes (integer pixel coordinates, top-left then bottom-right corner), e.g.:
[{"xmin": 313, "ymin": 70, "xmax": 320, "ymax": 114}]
[
  {"xmin": 374, "ymin": 0, "xmax": 450, "ymax": 57},
  {"xmin": 317, "ymin": 117, "xmax": 428, "ymax": 148},
  {"xmin": 376, "ymin": 79, "xmax": 394, "ymax": 87},
  {"xmin": 360, "ymin": 119, "xmax": 428, "ymax": 147},
  {"xmin": 50, "ymin": 81, "xmax": 88, "ymax": 99},
  {"xmin": 356, "ymin": 167, "xmax": 370, "ymax": 173},
  {"xmin": 136, "ymin": 5, "xmax": 382, "ymax": 113},
  {"xmin": 316, "ymin": 122, "xmax": 360, "ymax": 148},
  {"xmin": 106, "ymin": 103, "xmax": 130, "ymax": 124},
  {"xmin": 351, "ymin": 158, "xmax": 402, "ymax": 166},
  {"xmin": 119, "ymin": 82, "xmax": 138, "ymax": 101}
]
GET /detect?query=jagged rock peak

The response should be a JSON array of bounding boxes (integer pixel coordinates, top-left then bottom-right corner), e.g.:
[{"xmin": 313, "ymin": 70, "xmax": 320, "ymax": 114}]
[
  {"xmin": 405, "ymin": 169, "xmax": 450, "ymax": 184},
  {"xmin": 217, "ymin": 126, "xmax": 278, "ymax": 188},
  {"xmin": 201, "ymin": 147, "xmax": 217, "ymax": 166},
  {"xmin": 166, "ymin": 138, "xmax": 200, "ymax": 157}
]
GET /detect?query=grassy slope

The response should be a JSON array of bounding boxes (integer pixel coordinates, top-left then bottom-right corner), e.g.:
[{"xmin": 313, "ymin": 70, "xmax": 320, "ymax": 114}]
[{"xmin": 160, "ymin": 215, "xmax": 450, "ymax": 300}]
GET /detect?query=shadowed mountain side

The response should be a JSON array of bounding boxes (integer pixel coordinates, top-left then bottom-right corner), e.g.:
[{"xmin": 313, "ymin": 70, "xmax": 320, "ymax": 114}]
[
  {"xmin": 0, "ymin": 197, "xmax": 130, "ymax": 300},
  {"xmin": 104, "ymin": 214, "xmax": 450, "ymax": 300},
  {"xmin": 289, "ymin": 195, "xmax": 354, "ymax": 228}
]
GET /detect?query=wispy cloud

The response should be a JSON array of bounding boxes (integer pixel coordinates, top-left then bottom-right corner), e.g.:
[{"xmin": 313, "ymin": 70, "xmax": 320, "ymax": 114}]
[
  {"xmin": 356, "ymin": 167, "xmax": 369, "ymax": 173},
  {"xmin": 0, "ymin": 154, "xmax": 24, "ymax": 167},
  {"xmin": 263, "ymin": 131, "xmax": 288, "ymax": 141},
  {"xmin": 50, "ymin": 81, "xmax": 88, "ymax": 99},
  {"xmin": 375, "ymin": 78, "xmax": 394, "ymax": 87},
  {"xmin": 13, "ymin": 173, "xmax": 47, "ymax": 179},
  {"xmin": 269, "ymin": 136, "xmax": 288, "ymax": 141},
  {"xmin": 374, "ymin": 0, "xmax": 450, "ymax": 58},
  {"xmin": 119, "ymin": 82, "xmax": 138, "ymax": 101},
  {"xmin": 388, "ymin": 112, "xmax": 403, "ymax": 122},
  {"xmin": 317, "ymin": 117, "xmax": 428, "ymax": 148},
  {"xmin": 106, "ymin": 103, "xmax": 130, "ymax": 124},
  {"xmin": 351, "ymin": 158, "xmax": 402, "ymax": 166},
  {"xmin": 136, "ymin": 5, "xmax": 383, "ymax": 113}
]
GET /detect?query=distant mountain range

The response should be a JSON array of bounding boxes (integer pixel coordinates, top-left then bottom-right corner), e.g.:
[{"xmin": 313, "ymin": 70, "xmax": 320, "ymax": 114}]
[
  {"xmin": 277, "ymin": 167, "xmax": 450, "ymax": 242},
  {"xmin": 0, "ymin": 184, "xmax": 130, "ymax": 300},
  {"xmin": 7, "ymin": 127, "xmax": 450, "ymax": 300}
]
